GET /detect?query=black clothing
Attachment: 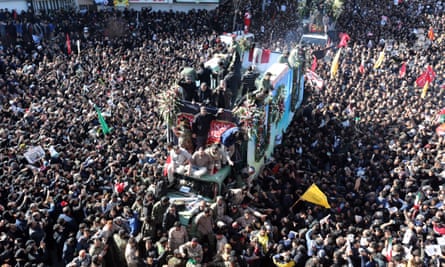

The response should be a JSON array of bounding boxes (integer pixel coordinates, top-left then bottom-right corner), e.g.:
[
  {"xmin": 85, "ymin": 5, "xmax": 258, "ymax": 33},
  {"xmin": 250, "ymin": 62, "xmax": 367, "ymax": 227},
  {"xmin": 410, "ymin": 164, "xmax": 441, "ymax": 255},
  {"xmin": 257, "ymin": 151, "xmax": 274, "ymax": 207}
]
[{"xmin": 178, "ymin": 79, "xmax": 198, "ymax": 102}]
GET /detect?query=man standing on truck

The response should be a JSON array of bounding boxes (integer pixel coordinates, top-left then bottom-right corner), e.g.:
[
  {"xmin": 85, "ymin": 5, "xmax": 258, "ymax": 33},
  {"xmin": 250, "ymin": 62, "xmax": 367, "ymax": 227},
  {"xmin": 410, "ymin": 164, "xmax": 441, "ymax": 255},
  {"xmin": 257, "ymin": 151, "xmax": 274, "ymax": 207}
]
[
  {"xmin": 188, "ymin": 146, "xmax": 214, "ymax": 178},
  {"xmin": 220, "ymin": 126, "xmax": 244, "ymax": 160},
  {"xmin": 166, "ymin": 143, "xmax": 192, "ymax": 186},
  {"xmin": 240, "ymin": 65, "xmax": 259, "ymax": 97},
  {"xmin": 277, "ymin": 51, "xmax": 290, "ymax": 66},
  {"xmin": 192, "ymin": 106, "xmax": 222, "ymax": 149},
  {"xmin": 224, "ymin": 65, "xmax": 241, "ymax": 108},
  {"xmin": 178, "ymin": 75, "xmax": 197, "ymax": 102},
  {"xmin": 254, "ymin": 72, "xmax": 273, "ymax": 106}
]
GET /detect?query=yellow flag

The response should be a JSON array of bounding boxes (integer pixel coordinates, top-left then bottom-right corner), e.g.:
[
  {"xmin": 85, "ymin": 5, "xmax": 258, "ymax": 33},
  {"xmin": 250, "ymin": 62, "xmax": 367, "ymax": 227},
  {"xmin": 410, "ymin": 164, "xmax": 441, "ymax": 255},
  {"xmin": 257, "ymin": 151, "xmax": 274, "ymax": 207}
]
[
  {"xmin": 437, "ymin": 34, "xmax": 443, "ymax": 44},
  {"xmin": 114, "ymin": 0, "xmax": 128, "ymax": 7},
  {"xmin": 300, "ymin": 184, "xmax": 331, "ymax": 208},
  {"xmin": 421, "ymin": 81, "xmax": 429, "ymax": 99},
  {"xmin": 373, "ymin": 51, "xmax": 385, "ymax": 69},
  {"xmin": 330, "ymin": 48, "xmax": 342, "ymax": 79}
]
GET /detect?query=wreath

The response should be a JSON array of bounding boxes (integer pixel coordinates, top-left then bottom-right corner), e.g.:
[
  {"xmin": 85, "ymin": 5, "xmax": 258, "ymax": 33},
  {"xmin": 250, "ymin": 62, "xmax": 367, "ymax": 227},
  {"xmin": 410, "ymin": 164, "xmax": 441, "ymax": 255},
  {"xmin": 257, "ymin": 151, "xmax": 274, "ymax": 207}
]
[
  {"xmin": 232, "ymin": 95, "xmax": 264, "ymax": 139},
  {"xmin": 238, "ymin": 38, "xmax": 252, "ymax": 53},
  {"xmin": 270, "ymin": 86, "xmax": 285, "ymax": 124},
  {"xmin": 157, "ymin": 85, "xmax": 181, "ymax": 127}
]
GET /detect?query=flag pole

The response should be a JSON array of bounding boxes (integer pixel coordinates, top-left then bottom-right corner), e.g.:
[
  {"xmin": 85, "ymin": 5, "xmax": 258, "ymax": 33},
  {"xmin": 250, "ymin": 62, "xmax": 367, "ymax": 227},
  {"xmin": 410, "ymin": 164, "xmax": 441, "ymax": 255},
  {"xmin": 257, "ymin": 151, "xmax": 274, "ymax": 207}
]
[{"xmin": 290, "ymin": 197, "xmax": 302, "ymax": 210}]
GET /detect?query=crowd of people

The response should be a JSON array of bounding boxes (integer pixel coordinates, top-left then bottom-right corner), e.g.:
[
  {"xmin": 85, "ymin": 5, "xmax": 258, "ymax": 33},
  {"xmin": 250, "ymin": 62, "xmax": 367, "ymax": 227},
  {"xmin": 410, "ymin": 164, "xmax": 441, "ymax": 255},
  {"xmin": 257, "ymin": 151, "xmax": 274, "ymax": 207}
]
[{"xmin": 0, "ymin": 0, "xmax": 444, "ymax": 266}]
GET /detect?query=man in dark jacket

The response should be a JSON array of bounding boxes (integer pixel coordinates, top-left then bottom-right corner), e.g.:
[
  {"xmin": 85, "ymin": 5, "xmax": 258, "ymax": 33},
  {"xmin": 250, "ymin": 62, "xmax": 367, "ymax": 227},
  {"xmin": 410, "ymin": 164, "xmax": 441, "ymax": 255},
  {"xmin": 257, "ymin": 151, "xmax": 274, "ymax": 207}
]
[
  {"xmin": 196, "ymin": 63, "xmax": 212, "ymax": 88},
  {"xmin": 192, "ymin": 106, "xmax": 222, "ymax": 149},
  {"xmin": 240, "ymin": 65, "xmax": 259, "ymax": 97},
  {"xmin": 178, "ymin": 76, "xmax": 197, "ymax": 102}
]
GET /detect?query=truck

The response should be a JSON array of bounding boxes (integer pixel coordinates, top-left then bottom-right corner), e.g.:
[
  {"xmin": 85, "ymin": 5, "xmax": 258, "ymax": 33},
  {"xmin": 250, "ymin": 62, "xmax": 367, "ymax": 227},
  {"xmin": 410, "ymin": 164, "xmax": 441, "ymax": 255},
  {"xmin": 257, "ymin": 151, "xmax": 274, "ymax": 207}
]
[{"xmin": 157, "ymin": 37, "xmax": 306, "ymax": 226}]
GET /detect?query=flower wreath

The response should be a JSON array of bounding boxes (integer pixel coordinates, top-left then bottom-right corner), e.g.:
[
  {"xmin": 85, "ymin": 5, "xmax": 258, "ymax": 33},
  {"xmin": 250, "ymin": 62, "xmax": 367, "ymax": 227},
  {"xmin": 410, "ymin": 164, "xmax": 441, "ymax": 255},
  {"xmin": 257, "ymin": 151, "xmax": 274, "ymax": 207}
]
[{"xmin": 158, "ymin": 85, "xmax": 181, "ymax": 127}]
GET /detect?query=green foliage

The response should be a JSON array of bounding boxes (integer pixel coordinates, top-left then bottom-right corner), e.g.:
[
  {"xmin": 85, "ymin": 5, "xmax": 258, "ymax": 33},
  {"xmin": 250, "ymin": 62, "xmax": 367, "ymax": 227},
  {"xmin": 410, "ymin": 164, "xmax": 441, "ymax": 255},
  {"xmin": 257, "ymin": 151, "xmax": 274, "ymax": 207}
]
[
  {"xmin": 238, "ymin": 38, "xmax": 252, "ymax": 52},
  {"xmin": 327, "ymin": 0, "xmax": 344, "ymax": 20}
]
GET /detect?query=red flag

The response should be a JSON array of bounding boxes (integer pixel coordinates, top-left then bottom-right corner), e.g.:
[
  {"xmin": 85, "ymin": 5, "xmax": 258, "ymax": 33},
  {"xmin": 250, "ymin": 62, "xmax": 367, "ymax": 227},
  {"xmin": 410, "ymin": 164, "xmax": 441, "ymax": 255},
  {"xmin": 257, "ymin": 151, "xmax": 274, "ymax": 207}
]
[
  {"xmin": 416, "ymin": 72, "xmax": 428, "ymax": 88},
  {"xmin": 305, "ymin": 69, "xmax": 324, "ymax": 89},
  {"xmin": 163, "ymin": 155, "xmax": 171, "ymax": 176},
  {"xmin": 338, "ymin": 33, "xmax": 350, "ymax": 48},
  {"xmin": 426, "ymin": 65, "xmax": 436, "ymax": 82},
  {"xmin": 311, "ymin": 56, "xmax": 317, "ymax": 71},
  {"xmin": 399, "ymin": 62, "xmax": 406, "ymax": 78},
  {"xmin": 115, "ymin": 182, "xmax": 125, "ymax": 193},
  {"xmin": 359, "ymin": 64, "xmax": 365, "ymax": 74},
  {"xmin": 66, "ymin": 33, "xmax": 72, "ymax": 55},
  {"xmin": 261, "ymin": 49, "xmax": 271, "ymax": 63},
  {"xmin": 416, "ymin": 65, "xmax": 436, "ymax": 87},
  {"xmin": 428, "ymin": 27, "xmax": 435, "ymax": 41},
  {"xmin": 359, "ymin": 54, "xmax": 365, "ymax": 74},
  {"xmin": 244, "ymin": 11, "xmax": 251, "ymax": 29}
]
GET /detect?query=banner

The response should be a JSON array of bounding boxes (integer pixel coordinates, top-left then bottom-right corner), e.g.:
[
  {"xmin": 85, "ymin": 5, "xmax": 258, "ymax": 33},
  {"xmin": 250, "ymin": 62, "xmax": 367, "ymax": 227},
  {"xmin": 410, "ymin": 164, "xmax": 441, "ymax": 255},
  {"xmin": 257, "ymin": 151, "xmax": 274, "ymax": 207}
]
[
  {"xmin": 176, "ymin": 112, "xmax": 194, "ymax": 128},
  {"xmin": 311, "ymin": 56, "xmax": 317, "ymax": 71},
  {"xmin": 207, "ymin": 120, "xmax": 236, "ymax": 144},
  {"xmin": 175, "ymin": 112, "xmax": 236, "ymax": 144},
  {"xmin": 24, "ymin": 146, "xmax": 45, "ymax": 164},
  {"xmin": 305, "ymin": 69, "xmax": 324, "ymax": 89},
  {"xmin": 300, "ymin": 183, "xmax": 331, "ymax": 208}
]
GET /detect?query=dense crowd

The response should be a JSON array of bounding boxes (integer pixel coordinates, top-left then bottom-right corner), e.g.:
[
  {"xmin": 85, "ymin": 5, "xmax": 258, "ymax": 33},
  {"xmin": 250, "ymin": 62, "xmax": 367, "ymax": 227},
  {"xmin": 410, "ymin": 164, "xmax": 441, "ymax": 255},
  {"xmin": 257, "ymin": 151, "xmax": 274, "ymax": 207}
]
[{"xmin": 0, "ymin": 0, "xmax": 444, "ymax": 266}]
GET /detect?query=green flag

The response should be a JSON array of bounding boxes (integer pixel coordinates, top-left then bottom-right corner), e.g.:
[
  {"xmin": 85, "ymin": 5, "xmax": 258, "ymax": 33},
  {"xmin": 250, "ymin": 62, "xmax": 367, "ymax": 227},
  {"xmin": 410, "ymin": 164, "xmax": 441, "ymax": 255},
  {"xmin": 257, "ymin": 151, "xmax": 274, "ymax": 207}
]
[{"xmin": 94, "ymin": 105, "xmax": 111, "ymax": 135}]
